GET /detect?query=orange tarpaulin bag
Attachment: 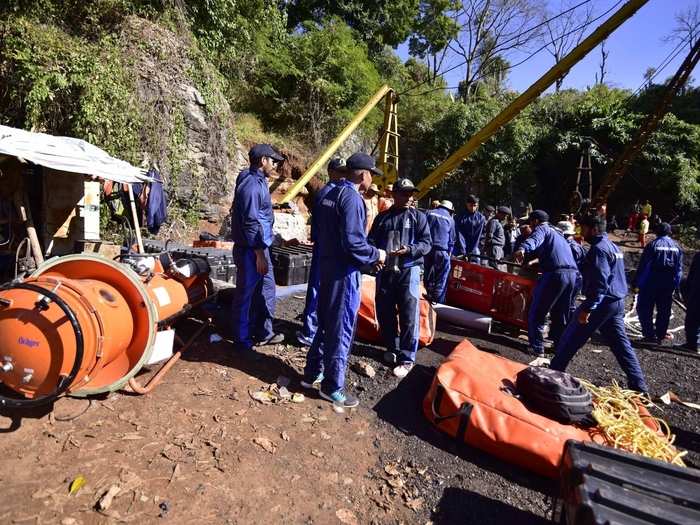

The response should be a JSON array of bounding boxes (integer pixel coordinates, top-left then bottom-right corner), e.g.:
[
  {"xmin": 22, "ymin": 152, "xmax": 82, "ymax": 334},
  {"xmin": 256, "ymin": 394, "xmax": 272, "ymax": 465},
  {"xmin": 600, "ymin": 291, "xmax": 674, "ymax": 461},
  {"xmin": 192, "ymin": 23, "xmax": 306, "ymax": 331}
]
[
  {"xmin": 356, "ymin": 276, "xmax": 436, "ymax": 347},
  {"xmin": 423, "ymin": 340, "xmax": 593, "ymax": 478}
]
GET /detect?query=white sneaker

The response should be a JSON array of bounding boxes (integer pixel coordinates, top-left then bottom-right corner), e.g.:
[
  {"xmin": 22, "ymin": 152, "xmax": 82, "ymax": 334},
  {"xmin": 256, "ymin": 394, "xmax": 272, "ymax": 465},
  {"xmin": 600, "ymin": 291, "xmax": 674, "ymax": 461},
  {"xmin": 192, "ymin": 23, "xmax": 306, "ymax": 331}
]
[
  {"xmin": 393, "ymin": 362, "xmax": 414, "ymax": 378},
  {"xmin": 528, "ymin": 356, "xmax": 551, "ymax": 367}
]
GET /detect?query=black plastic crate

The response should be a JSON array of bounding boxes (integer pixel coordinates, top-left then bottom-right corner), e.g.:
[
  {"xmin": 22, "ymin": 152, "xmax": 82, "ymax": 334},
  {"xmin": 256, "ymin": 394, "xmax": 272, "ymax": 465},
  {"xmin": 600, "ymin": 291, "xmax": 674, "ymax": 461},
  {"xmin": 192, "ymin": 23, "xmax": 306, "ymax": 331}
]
[
  {"xmin": 270, "ymin": 245, "xmax": 313, "ymax": 286},
  {"xmin": 559, "ymin": 441, "xmax": 700, "ymax": 525}
]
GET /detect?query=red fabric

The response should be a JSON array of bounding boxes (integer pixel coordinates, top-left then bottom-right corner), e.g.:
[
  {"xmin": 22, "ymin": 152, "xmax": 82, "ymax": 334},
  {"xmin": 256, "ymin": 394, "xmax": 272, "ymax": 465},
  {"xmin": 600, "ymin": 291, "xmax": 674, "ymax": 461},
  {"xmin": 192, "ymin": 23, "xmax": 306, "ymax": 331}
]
[
  {"xmin": 424, "ymin": 340, "xmax": 594, "ymax": 478},
  {"xmin": 355, "ymin": 276, "xmax": 435, "ymax": 346}
]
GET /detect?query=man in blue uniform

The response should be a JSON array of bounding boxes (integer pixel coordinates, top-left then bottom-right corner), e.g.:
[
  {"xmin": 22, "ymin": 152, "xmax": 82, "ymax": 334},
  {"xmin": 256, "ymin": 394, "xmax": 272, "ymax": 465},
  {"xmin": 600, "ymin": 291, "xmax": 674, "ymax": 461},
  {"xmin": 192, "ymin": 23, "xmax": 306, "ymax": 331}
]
[
  {"xmin": 368, "ymin": 179, "xmax": 432, "ymax": 378},
  {"xmin": 454, "ymin": 194, "xmax": 485, "ymax": 259},
  {"xmin": 230, "ymin": 144, "xmax": 286, "ymax": 351},
  {"xmin": 424, "ymin": 200, "xmax": 456, "ymax": 304},
  {"xmin": 551, "ymin": 215, "xmax": 648, "ymax": 394},
  {"xmin": 556, "ymin": 221, "xmax": 587, "ymax": 268},
  {"xmin": 514, "ymin": 210, "xmax": 580, "ymax": 356},
  {"xmin": 296, "ymin": 158, "xmax": 346, "ymax": 346},
  {"xmin": 484, "ymin": 206, "xmax": 510, "ymax": 270},
  {"xmin": 302, "ymin": 153, "xmax": 385, "ymax": 408},
  {"xmin": 556, "ymin": 220, "xmax": 587, "ymax": 318},
  {"xmin": 633, "ymin": 222, "xmax": 683, "ymax": 344},
  {"xmin": 676, "ymin": 251, "xmax": 700, "ymax": 353}
]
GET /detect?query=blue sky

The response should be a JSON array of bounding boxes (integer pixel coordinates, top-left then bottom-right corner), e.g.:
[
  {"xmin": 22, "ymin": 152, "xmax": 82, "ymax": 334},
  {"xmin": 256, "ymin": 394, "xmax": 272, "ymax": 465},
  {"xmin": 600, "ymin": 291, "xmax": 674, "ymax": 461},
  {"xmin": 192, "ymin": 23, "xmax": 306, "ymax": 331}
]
[{"xmin": 396, "ymin": 0, "xmax": 698, "ymax": 93}]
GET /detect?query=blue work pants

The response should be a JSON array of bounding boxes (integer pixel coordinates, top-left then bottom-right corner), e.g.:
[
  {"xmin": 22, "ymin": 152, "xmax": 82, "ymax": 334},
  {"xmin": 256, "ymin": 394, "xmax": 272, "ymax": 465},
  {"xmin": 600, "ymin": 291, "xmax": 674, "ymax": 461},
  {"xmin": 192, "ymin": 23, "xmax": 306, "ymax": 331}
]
[
  {"xmin": 527, "ymin": 268, "xmax": 579, "ymax": 354},
  {"xmin": 528, "ymin": 269, "xmax": 579, "ymax": 354},
  {"xmin": 636, "ymin": 281, "xmax": 674, "ymax": 341},
  {"xmin": 551, "ymin": 299, "xmax": 648, "ymax": 393},
  {"xmin": 298, "ymin": 247, "xmax": 321, "ymax": 344},
  {"xmin": 376, "ymin": 266, "xmax": 422, "ymax": 364},
  {"xmin": 231, "ymin": 246, "xmax": 275, "ymax": 349},
  {"xmin": 303, "ymin": 261, "xmax": 361, "ymax": 395},
  {"xmin": 424, "ymin": 249, "xmax": 451, "ymax": 304},
  {"xmin": 685, "ymin": 294, "xmax": 700, "ymax": 350}
]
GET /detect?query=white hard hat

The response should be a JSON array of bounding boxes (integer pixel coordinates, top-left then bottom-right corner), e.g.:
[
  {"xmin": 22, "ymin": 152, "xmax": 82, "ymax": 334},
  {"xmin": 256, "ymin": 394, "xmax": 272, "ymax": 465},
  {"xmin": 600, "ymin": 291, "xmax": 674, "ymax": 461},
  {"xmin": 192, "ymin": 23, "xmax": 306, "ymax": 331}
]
[
  {"xmin": 556, "ymin": 221, "xmax": 576, "ymax": 236},
  {"xmin": 439, "ymin": 200, "xmax": 454, "ymax": 212}
]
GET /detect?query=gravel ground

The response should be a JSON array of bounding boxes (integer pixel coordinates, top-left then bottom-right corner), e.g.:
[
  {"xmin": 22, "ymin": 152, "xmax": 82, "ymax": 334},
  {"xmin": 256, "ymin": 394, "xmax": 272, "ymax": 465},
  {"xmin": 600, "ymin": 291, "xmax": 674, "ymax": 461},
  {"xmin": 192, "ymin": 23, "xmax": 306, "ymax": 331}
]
[{"xmin": 0, "ymin": 235, "xmax": 697, "ymax": 524}]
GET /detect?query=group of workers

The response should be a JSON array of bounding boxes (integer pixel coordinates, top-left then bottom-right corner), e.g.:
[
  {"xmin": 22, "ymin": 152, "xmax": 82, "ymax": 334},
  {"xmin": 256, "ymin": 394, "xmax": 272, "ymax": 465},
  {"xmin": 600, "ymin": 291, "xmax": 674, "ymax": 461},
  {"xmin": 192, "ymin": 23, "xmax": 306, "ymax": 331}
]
[{"xmin": 229, "ymin": 144, "xmax": 699, "ymax": 408}]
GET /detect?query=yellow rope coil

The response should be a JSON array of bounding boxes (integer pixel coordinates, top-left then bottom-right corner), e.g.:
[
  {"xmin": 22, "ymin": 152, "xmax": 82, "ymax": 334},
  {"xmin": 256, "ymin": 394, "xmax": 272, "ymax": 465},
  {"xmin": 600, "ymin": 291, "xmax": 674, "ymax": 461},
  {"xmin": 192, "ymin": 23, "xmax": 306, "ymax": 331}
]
[{"xmin": 580, "ymin": 380, "xmax": 687, "ymax": 467}]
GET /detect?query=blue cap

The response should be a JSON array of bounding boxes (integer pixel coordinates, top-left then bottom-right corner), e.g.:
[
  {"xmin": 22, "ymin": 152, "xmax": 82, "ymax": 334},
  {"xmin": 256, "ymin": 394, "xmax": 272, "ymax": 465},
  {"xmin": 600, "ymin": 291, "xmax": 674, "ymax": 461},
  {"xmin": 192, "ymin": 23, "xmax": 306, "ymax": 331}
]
[
  {"xmin": 466, "ymin": 194, "xmax": 479, "ymax": 204},
  {"xmin": 327, "ymin": 157, "xmax": 346, "ymax": 172},
  {"xmin": 394, "ymin": 178, "xmax": 418, "ymax": 192},
  {"xmin": 528, "ymin": 210, "xmax": 549, "ymax": 223},
  {"xmin": 655, "ymin": 222, "xmax": 671, "ymax": 236},
  {"xmin": 346, "ymin": 152, "xmax": 382, "ymax": 176},
  {"xmin": 249, "ymin": 144, "xmax": 285, "ymax": 162}
]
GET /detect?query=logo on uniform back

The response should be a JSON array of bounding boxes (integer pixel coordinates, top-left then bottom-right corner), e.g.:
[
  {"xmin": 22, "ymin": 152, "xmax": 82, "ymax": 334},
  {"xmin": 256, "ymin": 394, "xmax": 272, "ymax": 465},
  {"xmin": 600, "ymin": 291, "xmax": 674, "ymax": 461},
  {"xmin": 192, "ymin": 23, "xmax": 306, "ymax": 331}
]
[
  {"xmin": 321, "ymin": 199, "xmax": 336, "ymax": 208},
  {"xmin": 18, "ymin": 336, "xmax": 40, "ymax": 348}
]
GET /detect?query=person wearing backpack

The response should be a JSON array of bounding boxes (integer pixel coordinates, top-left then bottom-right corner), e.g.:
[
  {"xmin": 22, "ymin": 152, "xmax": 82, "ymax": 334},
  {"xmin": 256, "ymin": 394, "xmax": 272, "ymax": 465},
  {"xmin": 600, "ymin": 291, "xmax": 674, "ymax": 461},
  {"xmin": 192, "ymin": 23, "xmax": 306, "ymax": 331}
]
[
  {"xmin": 550, "ymin": 215, "xmax": 649, "ymax": 394},
  {"xmin": 633, "ymin": 222, "xmax": 683, "ymax": 345}
]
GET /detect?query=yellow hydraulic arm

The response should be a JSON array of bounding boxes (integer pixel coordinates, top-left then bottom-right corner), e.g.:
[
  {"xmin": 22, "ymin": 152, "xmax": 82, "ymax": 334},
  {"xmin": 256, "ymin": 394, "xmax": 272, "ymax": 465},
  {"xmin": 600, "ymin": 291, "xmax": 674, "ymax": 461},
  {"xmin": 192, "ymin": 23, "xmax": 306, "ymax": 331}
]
[
  {"xmin": 280, "ymin": 85, "xmax": 398, "ymax": 204},
  {"xmin": 415, "ymin": 0, "xmax": 649, "ymax": 199}
]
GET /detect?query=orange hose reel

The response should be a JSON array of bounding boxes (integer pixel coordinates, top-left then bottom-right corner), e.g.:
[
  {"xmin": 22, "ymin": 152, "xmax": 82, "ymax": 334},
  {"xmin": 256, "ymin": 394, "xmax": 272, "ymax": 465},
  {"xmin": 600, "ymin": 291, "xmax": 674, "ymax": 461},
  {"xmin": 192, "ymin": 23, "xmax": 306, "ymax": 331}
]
[{"xmin": 0, "ymin": 253, "xmax": 210, "ymax": 407}]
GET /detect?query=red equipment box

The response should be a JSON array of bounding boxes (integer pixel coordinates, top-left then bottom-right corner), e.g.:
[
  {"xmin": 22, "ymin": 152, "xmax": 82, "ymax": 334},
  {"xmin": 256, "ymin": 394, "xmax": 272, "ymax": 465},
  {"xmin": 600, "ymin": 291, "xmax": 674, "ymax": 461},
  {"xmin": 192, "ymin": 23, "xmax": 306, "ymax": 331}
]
[{"xmin": 445, "ymin": 258, "xmax": 537, "ymax": 329}]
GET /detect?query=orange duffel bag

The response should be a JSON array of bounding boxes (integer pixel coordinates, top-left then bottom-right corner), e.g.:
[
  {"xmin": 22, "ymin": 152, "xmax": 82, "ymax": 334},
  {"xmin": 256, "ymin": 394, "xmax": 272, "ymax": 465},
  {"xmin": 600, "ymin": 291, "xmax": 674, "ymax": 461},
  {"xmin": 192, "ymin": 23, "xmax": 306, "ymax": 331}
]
[
  {"xmin": 356, "ymin": 276, "xmax": 436, "ymax": 346},
  {"xmin": 423, "ymin": 340, "xmax": 593, "ymax": 478}
]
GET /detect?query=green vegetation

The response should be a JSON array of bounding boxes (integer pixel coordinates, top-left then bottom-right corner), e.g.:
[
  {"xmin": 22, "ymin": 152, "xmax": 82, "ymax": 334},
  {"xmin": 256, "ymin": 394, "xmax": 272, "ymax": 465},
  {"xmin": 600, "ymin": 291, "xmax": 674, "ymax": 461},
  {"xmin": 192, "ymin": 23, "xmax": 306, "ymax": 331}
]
[{"xmin": 1, "ymin": 0, "xmax": 699, "ymax": 227}]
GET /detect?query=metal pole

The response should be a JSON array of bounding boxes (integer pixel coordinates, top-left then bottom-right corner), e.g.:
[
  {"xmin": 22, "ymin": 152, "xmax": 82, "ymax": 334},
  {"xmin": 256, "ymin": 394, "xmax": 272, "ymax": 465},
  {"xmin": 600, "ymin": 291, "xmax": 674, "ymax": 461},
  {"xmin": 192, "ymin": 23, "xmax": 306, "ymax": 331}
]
[
  {"xmin": 415, "ymin": 0, "xmax": 650, "ymax": 199},
  {"xmin": 127, "ymin": 184, "xmax": 144, "ymax": 253},
  {"xmin": 279, "ymin": 85, "xmax": 393, "ymax": 204}
]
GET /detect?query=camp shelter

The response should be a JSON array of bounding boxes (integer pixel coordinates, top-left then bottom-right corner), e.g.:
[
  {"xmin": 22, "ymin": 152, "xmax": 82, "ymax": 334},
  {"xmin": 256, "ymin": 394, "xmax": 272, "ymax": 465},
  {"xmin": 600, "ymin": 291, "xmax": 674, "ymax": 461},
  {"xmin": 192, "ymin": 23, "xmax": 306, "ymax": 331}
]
[{"xmin": 0, "ymin": 125, "xmax": 153, "ymax": 280}]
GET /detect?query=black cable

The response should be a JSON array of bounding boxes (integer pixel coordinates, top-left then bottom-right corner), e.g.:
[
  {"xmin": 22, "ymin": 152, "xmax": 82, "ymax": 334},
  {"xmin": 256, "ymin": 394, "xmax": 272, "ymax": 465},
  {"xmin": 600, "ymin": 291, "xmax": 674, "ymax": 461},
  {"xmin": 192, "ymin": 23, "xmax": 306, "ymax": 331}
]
[
  {"xmin": 0, "ymin": 282, "xmax": 85, "ymax": 409},
  {"xmin": 399, "ymin": 0, "xmax": 595, "ymax": 96}
]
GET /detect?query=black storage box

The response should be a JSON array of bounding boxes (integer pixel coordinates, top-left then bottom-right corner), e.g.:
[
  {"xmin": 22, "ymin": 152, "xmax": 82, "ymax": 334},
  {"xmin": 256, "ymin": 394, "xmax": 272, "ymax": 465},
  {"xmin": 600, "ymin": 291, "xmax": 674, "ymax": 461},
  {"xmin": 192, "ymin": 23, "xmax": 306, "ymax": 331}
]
[
  {"xmin": 559, "ymin": 440, "xmax": 700, "ymax": 525},
  {"xmin": 270, "ymin": 245, "xmax": 313, "ymax": 286},
  {"xmin": 167, "ymin": 246, "xmax": 236, "ymax": 286}
]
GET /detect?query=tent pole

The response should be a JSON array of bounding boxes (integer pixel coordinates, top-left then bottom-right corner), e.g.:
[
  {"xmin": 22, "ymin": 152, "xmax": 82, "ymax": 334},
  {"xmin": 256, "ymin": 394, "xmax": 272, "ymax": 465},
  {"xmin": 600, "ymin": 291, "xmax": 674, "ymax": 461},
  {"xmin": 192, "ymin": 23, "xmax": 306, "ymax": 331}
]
[
  {"xmin": 13, "ymin": 189, "xmax": 44, "ymax": 266},
  {"xmin": 127, "ymin": 184, "xmax": 144, "ymax": 253}
]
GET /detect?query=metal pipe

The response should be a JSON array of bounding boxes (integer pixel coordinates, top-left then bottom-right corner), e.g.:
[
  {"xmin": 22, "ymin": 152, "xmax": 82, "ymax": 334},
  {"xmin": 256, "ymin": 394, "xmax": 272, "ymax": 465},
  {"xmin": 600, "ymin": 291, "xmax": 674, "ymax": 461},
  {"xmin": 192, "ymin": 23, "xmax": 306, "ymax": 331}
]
[
  {"xmin": 433, "ymin": 304, "xmax": 492, "ymax": 333},
  {"xmin": 279, "ymin": 85, "xmax": 393, "ymax": 204},
  {"xmin": 415, "ymin": 0, "xmax": 650, "ymax": 198},
  {"xmin": 128, "ymin": 321, "xmax": 209, "ymax": 395}
]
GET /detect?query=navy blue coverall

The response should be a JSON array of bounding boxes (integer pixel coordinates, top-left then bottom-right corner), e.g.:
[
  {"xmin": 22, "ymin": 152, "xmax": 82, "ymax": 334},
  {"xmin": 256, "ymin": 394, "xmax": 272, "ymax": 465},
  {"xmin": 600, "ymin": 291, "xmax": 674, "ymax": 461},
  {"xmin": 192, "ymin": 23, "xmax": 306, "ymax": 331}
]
[
  {"xmin": 297, "ymin": 181, "xmax": 337, "ymax": 345},
  {"xmin": 230, "ymin": 167, "xmax": 276, "ymax": 350},
  {"xmin": 634, "ymin": 235, "xmax": 683, "ymax": 341},
  {"xmin": 369, "ymin": 207, "xmax": 432, "ymax": 364},
  {"xmin": 567, "ymin": 237, "xmax": 588, "ymax": 315},
  {"xmin": 424, "ymin": 207, "xmax": 456, "ymax": 304},
  {"xmin": 454, "ymin": 210, "xmax": 485, "ymax": 257},
  {"xmin": 683, "ymin": 252, "xmax": 700, "ymax": 351},
  {"xmin": 303, "ymin": 180, "xmax": 380, "ymax": 395},
  {"xmin": 551, "ymin": 233, "xmax": 648, "ymax": 393},
  {"xmin": 519, "ymin": 223, "xmax": 580, "ymax": 354},
  {"xmin": 483, "ymin": 217, "xmax": 506, "ymax": 269}
]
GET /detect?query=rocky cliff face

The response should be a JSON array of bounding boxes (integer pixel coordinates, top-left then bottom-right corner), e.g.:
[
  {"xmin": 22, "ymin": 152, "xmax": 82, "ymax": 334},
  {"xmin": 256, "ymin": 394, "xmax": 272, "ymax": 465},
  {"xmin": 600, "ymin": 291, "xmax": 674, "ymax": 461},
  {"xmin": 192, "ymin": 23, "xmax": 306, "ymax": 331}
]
[{"xmin": 120, "ymin": 17, "xmax": 247, "ymax": 230}]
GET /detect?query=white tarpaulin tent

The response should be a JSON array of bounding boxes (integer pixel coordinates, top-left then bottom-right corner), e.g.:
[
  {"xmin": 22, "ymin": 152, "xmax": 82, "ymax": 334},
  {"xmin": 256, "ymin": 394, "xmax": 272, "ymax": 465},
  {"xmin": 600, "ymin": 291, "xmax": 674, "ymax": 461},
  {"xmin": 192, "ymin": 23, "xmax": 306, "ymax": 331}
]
[{"xmin": 0, "ymin": 125, "xmax": 152, "ymax": 183}]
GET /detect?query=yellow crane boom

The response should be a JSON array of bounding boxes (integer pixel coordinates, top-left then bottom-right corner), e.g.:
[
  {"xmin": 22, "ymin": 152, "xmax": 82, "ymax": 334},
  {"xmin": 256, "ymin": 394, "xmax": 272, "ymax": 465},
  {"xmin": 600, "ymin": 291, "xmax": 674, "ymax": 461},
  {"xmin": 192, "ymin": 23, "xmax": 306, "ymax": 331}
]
[
  {"xmin": 415, "ymin": 0, "xmax": 650, "ymax": 199},
  {"xmin": 279, "ymin": 85, "xmax": 395, "ymax": 204}
]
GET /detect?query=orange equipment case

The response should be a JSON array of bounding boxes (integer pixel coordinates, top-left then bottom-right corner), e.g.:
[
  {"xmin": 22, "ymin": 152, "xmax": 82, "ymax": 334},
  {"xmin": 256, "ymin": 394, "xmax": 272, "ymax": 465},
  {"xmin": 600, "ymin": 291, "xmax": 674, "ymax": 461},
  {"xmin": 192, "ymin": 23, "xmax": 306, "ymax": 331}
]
[
  {"xmin": 424, "ymin": 340, "xmax": 593, "ymax": 478},
  {"xmin": 356, "ymin": 276, "xmax": 436, "ymax": 347},
  {"xmin": 446, "ymin": 258, "xmax": 537, "ymax": 329}
]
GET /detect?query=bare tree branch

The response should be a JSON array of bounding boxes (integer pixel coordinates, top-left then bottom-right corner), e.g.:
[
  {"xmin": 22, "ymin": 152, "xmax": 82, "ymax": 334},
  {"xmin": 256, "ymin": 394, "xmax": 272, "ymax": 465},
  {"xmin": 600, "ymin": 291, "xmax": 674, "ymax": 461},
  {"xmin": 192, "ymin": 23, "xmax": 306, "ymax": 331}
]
[
  {"xmin": 665, "ymin": 4, "xmax": 700, "ymax": 49},
  {"xmin": 543, "ymin": 0, "xmax": 594, "ymax": 91}
]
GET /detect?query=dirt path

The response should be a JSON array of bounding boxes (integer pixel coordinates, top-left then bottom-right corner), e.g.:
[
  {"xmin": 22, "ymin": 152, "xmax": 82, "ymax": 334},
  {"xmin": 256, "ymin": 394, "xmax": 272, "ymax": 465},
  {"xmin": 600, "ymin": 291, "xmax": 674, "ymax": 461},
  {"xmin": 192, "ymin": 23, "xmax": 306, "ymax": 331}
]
[{"xmin": 1, "ymin": 287, "xmax": 698, "ymax": 524}]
